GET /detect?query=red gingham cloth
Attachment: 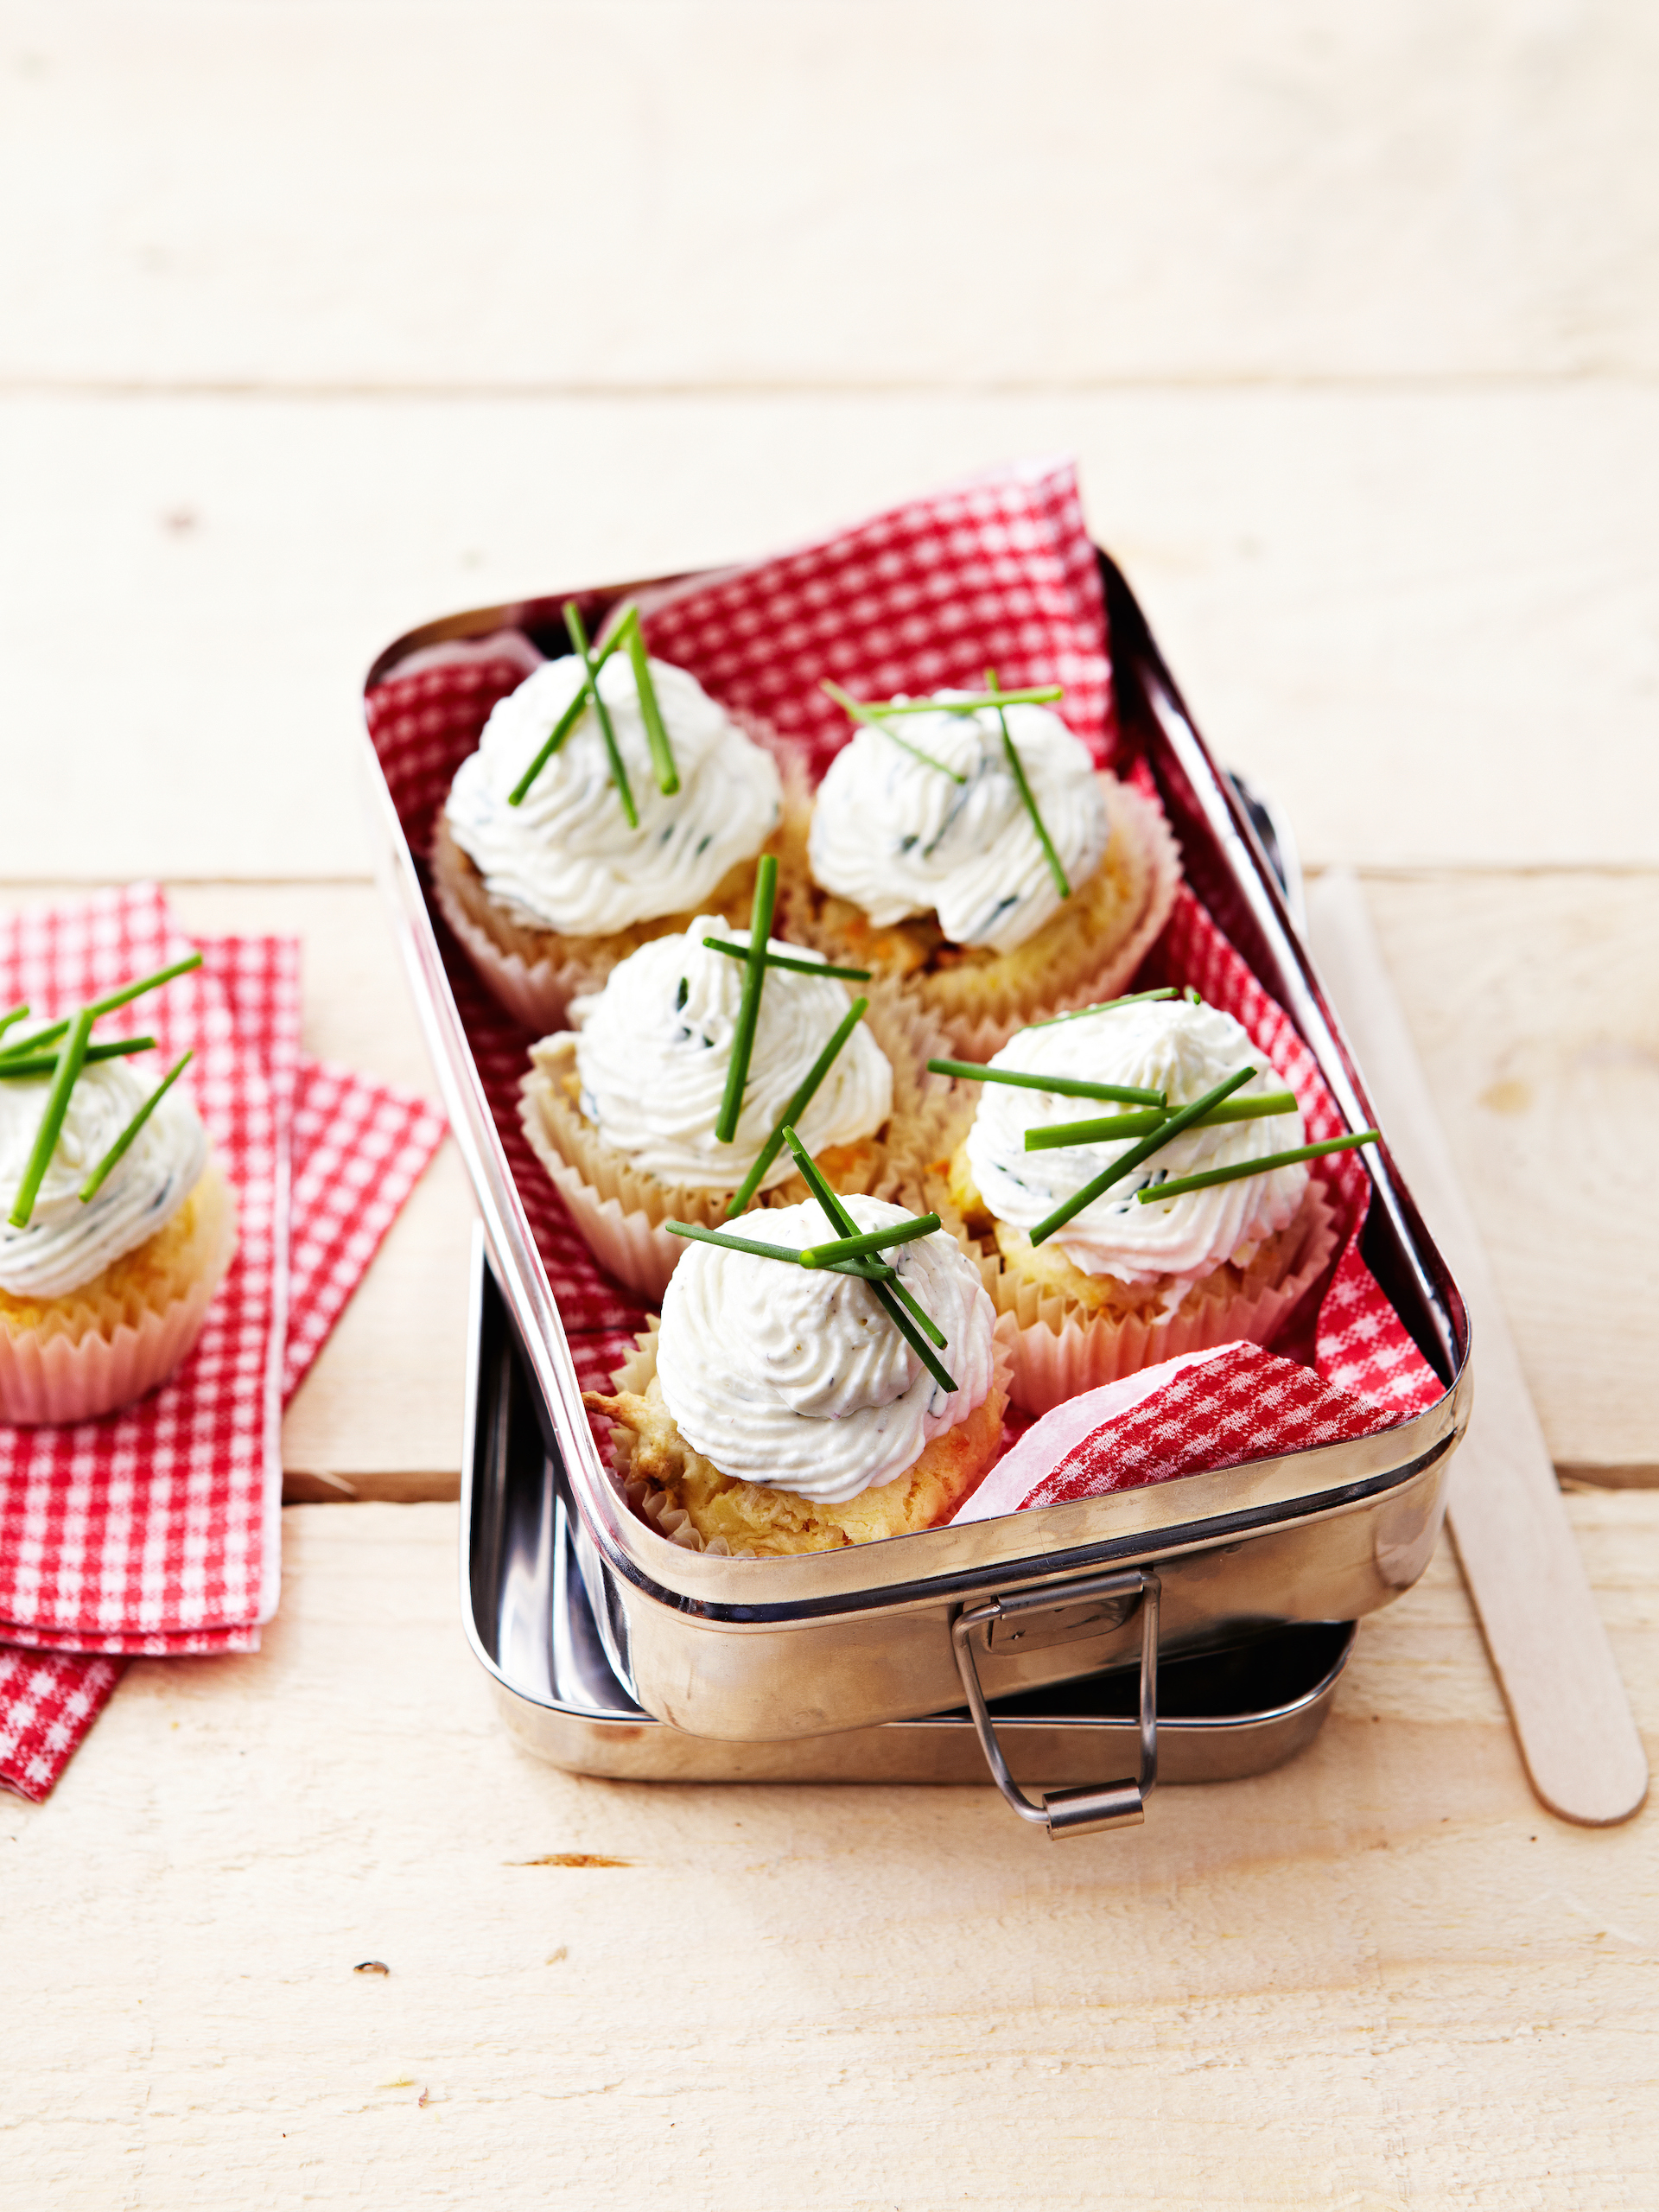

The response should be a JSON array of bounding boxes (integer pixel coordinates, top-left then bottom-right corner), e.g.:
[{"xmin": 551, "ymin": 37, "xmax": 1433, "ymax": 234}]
[
  {"xmin": 0, "ymin": 887, "xmax": 445, "ymax": 1801},
  {"xmin": 638, "ymin": 456, "xmax": 1118, "ymax": 781},
  {"xmin": 360, "ymin": 460, "xmax": 1447, "ymax": 1534}
]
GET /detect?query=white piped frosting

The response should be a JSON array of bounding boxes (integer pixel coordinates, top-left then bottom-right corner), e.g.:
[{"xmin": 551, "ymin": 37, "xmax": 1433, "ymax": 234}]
[
  {"xmin": 445, "ymin": 652, "xmax": 782, "ymax": 937},
  {"xmin": 656, "ymin": 1196, "xmax": 996, "ymax": 1503},
  {"xmin": 965, "ymin": 998, "xmax": 1308, "ymax": 1289},
  {"xmin": 568, "ymin": 918, "xmax": 893, "ymax": 1193},
  {"xmin": 0, "ymin": 1042, "xmax": 209, "ymax": 1300},
  {"xmin": 807, "ymin": 691, "xmax": 1108, "ymax": 954}
]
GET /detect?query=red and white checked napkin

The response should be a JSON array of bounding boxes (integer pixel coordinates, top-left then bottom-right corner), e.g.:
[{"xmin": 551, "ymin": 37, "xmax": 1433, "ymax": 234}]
[
  {"xmin": 0, "ymin": 886, "xmax": 445, "ymax": 1802},
  {"xmin": 360, "ymin": 460, "xmax": 1447, "ymax": 1536}
]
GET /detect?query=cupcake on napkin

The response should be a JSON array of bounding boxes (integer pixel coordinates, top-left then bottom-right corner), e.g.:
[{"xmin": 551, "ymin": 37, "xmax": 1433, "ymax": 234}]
[
  {"xmin": 586, "ymin": 1185, "xmax": 1010, "ymax": 1557},
  {"xmin": 797, "ymin": 677, "xmax": 1179, "ymax": 1058},
  {"xmin": 435, "ymin": 601, "xmax": 797, "ymax": 1033},
  {"xmin": 932, "ymin": 989, "xmax": 1357, "ymax": 1414},
  {"xmin": 519, "ymin": 855, "xmax": 957, "ymax": 1301},
  {"xmin": 0, "ymin": 955, "xmax": 237, "ymax": 1425}
]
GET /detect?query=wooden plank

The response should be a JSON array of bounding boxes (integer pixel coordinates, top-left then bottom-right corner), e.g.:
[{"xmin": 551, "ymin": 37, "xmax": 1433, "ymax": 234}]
[
  {"xmin": 3, "ymin": 390, "xmax": 1658, "ymax": 881},
  {"xmin": 1358, "ymin": 870, "xmax": 1659, "ymax": 1482},
  {"xmin": 3, "ymin": 4, "xmax": 1657, "ymax": 388},
  {"xmin": 2, "ymin": 1497, "xmax": 1656, "ymax": 2206},
  {"xmin": 1307, "ymin": 868, "xmax": 1646, "ymax": 1827}
]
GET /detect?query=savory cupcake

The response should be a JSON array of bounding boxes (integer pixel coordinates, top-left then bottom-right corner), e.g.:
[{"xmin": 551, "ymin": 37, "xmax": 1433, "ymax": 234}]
[
  {"xmin": 435, "ymin": 607, "xmax": 794, "ymax": 1032},
  {"xmin": 586, "ymin": 1195, "xmax": 1009, "ymax": 1555},
  {"xmin": 518, "ymin": 870, "xmax": 956, "ymax": 1300},
  {"xmin": 933, "ymin": 991, "xmax": 1342, "ymax": 1414},
  {"xmin": 798, "ymin": 681, "xmax": 1179, "ymax": 1057},
  {"xmin": 0, "ymin": 967, "xmax": 237, "ymax": 1425}
]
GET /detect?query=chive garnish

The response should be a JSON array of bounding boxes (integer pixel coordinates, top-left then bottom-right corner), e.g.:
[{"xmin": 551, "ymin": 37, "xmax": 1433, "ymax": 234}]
[
  {"xmin": 90, "ymin": 953, "xmax": 203, "ymax": 1020},
  {"xmin": 986, "ymin": 664, "xmax": 1069, "ymax": 901},
  {"xmin": 799, "ymin": 1215, "xmax": 941, "ymax": 1269},
  {"xmin": 0, "ymin": 1035, "xmax": 157, "ymax": 1080},
  {"xmin": 715, "ymin": 855, "xmax": 778, "ymax": 1145},
  {"xmin": 1135, "ymin": 1129, "xmax": 1381, "ymax": 1203},
  {"xmin": 780, "ymin": 1122, "xmax": 948, "ymax": 1347},
  {"xmin": 3, "ymin": 954, "xmax": 204, "ymax": 1065},
  {"xmin": 1191, "ymin": 1090, "xmax": 1297, "ymax": 1125},
  {"xmin": 8, "ymin": 1008, "xmax": 94, "ymax": 1229},
  {"xmin": 618, "ymin": 609, "xmax": 679, "ymax": 797},
  {"xmin": 507, "ymin": 606, "xmax": 642, "ymax": 807},
  {"xmin": 564, "ymin": 599, "xmax": 637, "ymax": 829},
  {"xmin": 926, "ymin": 1058, "xmax": 1164, "ymax": 1108},
  {"xmin": 1027, "ymin": 1065, "xmax": 1256, "ymax": 1247},
  {"xmin": 702, "ymin": 937, "xmax": 872, "ymax": 984},
  {"xmin": 506, "ymin": 689, "xmax": 588, "ymax": 806},
  {"xmin": 1025, "ymin": 1089, "xmax": 1300, "ymax": 1152},
  {"xmin": 726, "ymin": 994, "xmax": 868, "ymax": 1218},
  {"xmin": 868, "ymin": 684, "xmax": 1065, "ymax": 715},
  {"xmin": 77, "ymin": 1051, "xmax": 194, "ymax": 1203},
  {"xmin": 1023, "ymin": 1109, "xmax": 1166, "ymax": 1148},
  {"xmin": 821, "ymin": 679, "xmax": 967, "ymax": 784},
  {"xmin": 1026, "ymin": 987, "xmax": 1178, "ymax": 1031},
  {"xmin": 781, "ymin": 1126, "xmax": 956, "ymax": 1386},
  {"xmin": 665, "ymin": 1221, "xmax": 822, "ymax": 1266}
]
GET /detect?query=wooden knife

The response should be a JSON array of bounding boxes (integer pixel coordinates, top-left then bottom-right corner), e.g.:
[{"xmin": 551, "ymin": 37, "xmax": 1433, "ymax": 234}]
[{"xmin": 1305, "ymin": 868, "xmax": 1647, "ymax": 1826}]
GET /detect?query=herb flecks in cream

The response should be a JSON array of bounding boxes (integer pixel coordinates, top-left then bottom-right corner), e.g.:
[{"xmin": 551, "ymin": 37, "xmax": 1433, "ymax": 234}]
[
  {"xmin": 445, "ymin": 654, "xmax": 781, "ymax": 937},
  {"xmin": 966, "ymin": 999, "xmax": 1308, "ymax": 1289},
  {"xmin": 568, "ymin": 918, "xmax": 892, "ymax": 1192},
  {"xmin": 809, "ymin": 690, "xmax": 1107, "ymax": 954},
  {"xmin": 0, "ymin": 1042, "xmax": 208, "ymax": 1299},
  {"xmin": 656, "ymin": 1197, "xmax": 995, "ymax": 1503}
]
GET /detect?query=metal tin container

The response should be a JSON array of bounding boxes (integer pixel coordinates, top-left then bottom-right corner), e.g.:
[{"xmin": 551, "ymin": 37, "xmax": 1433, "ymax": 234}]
[
  {"xmin": 364, "ymin": 550, "xmax": 1471, "ymax": 1808},
  {"xmin": 464, "ymin": 1231, "xmax": 1359, "ymax": 1793}
]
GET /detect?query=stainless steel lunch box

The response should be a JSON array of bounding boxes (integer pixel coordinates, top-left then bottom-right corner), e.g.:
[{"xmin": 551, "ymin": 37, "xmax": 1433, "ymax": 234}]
[
  {"xmin": 363, "ymin": 549, "xmax": 1471, "ymax": 1836},
  {"xmin": 463, "ymin": 1227, "xmax": 1360, "ymax": 1797}
]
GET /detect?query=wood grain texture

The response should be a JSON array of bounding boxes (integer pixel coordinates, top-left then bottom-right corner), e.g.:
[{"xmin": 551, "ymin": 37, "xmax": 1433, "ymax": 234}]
[
  {"xmin": 1358, "ymin": 870, "xmax": 1659, "ymax": 1478},
  {"xmin": 3, "ymin": 389, "xmax": 1656, "ymax": 880},
  {"xmin": 2, "ymin": 1497, "xmax": 1656, "ymax": 2210},
  {"xmin": 1307, "ymin": 868, "xmax": 1646, "ymax": 1825},
  {"xmin": 3, "ymin": 2, "xmax": 1657, "ymax": 388}
]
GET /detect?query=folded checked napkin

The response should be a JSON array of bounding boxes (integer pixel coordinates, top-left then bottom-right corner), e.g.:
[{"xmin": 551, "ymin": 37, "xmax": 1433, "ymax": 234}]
[
  {"xmin": 361, "ymin": 458, "xmax": 1445, "ymax": 1545},
  {"xmin": 0, "ymin": 885, "xmax": 446, "ymax": 1802}
]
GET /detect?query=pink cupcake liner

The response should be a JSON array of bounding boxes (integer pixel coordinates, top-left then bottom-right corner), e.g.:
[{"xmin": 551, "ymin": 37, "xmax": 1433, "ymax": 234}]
[
  {"xmin": 0, "ymin": 1173, "xmax": 238, "ymax": 1427},
  {"xmin": 989, "ymin": 1179, "xmax": 1341, "ymax": 1417}
]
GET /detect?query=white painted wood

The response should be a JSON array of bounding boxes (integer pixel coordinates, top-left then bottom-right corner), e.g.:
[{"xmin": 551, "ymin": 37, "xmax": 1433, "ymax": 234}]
[
  {"xmin": 1306, "ymin": 867, "xmax": 1647, "ymax": 1827},
  {"xmin": 3, "ymin": 389, "xmax": 1657, "ymax": 881},
  {"xmin": 3, "ymin": 3, "xmax": 1657, "ymax": 388},
  {"xmin": 1360, "ymin": 872, "xmax": 1659, "ymax": 1481},
  {"xmin": 3, "ymin": 1497, "xmax": 1656, "ymax": 2208}
]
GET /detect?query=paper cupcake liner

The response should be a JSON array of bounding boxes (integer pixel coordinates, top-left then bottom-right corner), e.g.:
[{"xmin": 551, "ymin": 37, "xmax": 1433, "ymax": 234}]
[
  {"xmin": 519, "ymin": 987, "xmax": 970, "ymax": 1304},
  {"xmin": 431, "ymin": 738, "xmax": 815, "ymax": 1035},
  {"xmin": 0, "ymin": 1164, "xmax": 238, "ymax": 1426},
  {"xmin": 788, "ymin": 775, "xmax": 1181, "ymax": 1059},
  {"xmin": 596, "ymin": 1317, "xmax": 1015, "ymax": 1556},
  {"xmin": 961, "ymin": 1177, "xmax": 1340, "ymax": 1417}
]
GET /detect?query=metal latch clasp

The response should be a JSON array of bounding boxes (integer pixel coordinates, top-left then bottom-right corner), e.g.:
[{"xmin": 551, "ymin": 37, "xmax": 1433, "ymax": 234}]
[{"xmin": 951, "ymin": 1570, "xmax": 1160, "ymax": 1840}]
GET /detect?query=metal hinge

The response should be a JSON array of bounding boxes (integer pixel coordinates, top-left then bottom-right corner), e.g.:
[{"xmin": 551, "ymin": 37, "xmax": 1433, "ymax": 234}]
[{"xmin": 951, "ymin": 1569, "xmax": 1160, "ymax": 1839}]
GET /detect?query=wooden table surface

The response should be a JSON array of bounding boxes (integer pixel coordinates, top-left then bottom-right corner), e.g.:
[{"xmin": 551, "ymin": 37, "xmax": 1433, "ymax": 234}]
[{"xmin": 3, "ymin": 9, "xmax": 1657, "ymax": 2205}]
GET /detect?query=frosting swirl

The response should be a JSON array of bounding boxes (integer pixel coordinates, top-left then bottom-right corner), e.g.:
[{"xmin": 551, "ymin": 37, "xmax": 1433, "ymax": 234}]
[
  {"xmin": 656, "ymin": 1196, "xmax": 996, "ymax": 1503},
  {"xmin": 807, "ymin": 691, "xmax": 1109, "ymax": 955},
  {"xmin": 445, "ymin": 652, "xmax": 782, "ymax": 937},
  {"xmin": 569, "ymin": 917, "xmax": 893, "ymax": 1192},
  {"xmin": 0, "ymin": 1043, "xmax": 210, "ymax": 1300},
  {"xmin": 964, "ymin": 998, "xmax": 1308, "ymax": 1288}
]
